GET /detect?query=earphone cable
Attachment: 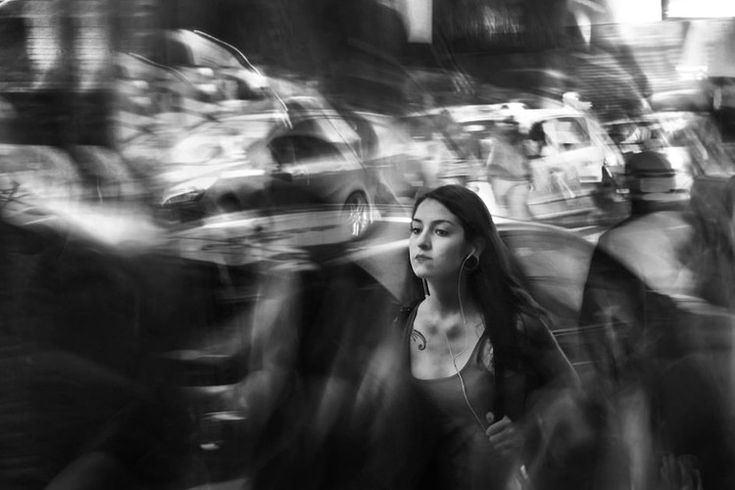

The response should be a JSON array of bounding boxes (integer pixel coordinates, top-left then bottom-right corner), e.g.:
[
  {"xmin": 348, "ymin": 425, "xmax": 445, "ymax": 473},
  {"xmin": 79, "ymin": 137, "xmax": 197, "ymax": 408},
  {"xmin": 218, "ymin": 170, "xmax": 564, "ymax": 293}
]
[
  {"xmin": 452, "ymin": 257, "xmax": 488, "ymax": 432},
  {"xmin": 447, "ymin": 334, "xmax": 488, "ymax": 432}
]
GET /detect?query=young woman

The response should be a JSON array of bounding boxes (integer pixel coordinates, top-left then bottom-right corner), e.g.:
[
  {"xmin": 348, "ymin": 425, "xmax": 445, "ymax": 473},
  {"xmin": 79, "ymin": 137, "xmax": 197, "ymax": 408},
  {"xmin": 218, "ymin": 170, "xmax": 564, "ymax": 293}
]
[{"xmin": 396, "ymin": 184, "xmax": 579, "ymax": 490}]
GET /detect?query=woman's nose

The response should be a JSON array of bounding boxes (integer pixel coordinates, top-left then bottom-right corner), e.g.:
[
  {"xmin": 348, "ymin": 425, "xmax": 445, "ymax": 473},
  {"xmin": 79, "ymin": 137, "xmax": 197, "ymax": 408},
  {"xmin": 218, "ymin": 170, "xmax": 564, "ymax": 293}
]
[{"xmin": 416, "ymin": 231, "xmax": 430, "ymax": 249}]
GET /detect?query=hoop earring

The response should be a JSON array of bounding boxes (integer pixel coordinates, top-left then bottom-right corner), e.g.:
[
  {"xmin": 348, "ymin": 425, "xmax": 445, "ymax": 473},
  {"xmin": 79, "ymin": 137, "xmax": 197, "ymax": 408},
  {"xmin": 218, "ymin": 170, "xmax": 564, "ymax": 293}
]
[{"xmin": 463, "ymin": 254, "xmax": 479, "ymax": 272}]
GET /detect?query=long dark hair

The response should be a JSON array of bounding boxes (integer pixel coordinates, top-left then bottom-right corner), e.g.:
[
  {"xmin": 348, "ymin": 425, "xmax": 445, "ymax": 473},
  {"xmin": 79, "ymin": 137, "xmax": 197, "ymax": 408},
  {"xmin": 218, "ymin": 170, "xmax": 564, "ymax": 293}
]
[{"xmin": 412, "ymin": 185, "xmax": 544, "ymax": 368}]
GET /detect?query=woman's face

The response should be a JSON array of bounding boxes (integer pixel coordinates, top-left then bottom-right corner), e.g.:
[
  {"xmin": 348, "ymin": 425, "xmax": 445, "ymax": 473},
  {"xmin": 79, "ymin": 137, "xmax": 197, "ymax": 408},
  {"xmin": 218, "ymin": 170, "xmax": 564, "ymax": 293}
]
[{"xmin": 409, "ymin": 198, "xmax": 472, "ymax": 280}]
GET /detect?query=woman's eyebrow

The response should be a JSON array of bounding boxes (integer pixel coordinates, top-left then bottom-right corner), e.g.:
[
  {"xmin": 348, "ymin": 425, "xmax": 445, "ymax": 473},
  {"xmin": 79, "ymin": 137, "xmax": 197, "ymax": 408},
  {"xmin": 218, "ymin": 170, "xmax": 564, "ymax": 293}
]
[{"xmin": 411, "ymin": 218, "xmax": 456, "ymax": 226}]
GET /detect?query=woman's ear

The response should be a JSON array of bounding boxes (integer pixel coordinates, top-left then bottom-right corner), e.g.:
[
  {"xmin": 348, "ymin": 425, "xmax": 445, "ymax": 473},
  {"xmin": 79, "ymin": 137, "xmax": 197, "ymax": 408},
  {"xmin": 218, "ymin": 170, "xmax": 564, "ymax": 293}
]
[{"xmin": 472, "ymin": 238, "xmax": 486, "ymax": 258}]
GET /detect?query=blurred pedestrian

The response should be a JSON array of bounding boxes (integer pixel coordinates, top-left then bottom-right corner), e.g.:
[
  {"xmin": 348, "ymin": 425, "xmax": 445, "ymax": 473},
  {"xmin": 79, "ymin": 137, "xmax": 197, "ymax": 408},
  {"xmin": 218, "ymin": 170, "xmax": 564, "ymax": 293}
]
[
  {"xmin": 579, "ymin": 151, "xmax": 735, "ymax": 489},
  {"xmin": 587, "ymin": 151, "xmax": 694, "ymax": 298},
  {"xmin": 374, "ymin": 185, "xmax": 581, "ymax": 490},
  {"xmin": 486, "ymin": 121, "xmax": 533, "ymax": 220},
  {"xmin": 689, "ymin": 174, "xmax": 735, "ymax": 310},
  {"xmin": 437, "ymin": 109, "xmax": 482, "ymax": 162}
]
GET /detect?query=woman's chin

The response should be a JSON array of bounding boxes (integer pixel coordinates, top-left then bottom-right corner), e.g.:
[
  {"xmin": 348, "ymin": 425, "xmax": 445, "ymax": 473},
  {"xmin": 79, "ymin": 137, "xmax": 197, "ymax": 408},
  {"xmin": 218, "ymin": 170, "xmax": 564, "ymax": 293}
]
[{"xmin": 412, "ymin": 268, "xmax": 430, "ymax": 279}]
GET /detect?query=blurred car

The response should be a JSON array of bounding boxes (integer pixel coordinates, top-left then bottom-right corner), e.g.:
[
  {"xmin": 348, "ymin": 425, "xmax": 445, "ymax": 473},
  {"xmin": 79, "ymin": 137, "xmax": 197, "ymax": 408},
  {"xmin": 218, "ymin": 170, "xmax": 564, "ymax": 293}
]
[
  {"xmin": 649, "ymin": 79, "xmax": 735, "ymax": 140},
  {"xmin": 412, "ymin": 104, "xmax": 626, "ymax": 224},
  {"xmin": 604, "ymin": 115, "xmax": 696, "ymax": 193},
  {"xmin": 334, "ymin": 108, "xmax": 433, "ymax": 201},
  {"xmin": 158, "ymin": 98, "xmax": 392, "ymax": 238},
  {"xmin": 113, "ymin": 52, "xmax": 198, "ymax": 115},
  {"xmin": 113, "ymin": 29, "xmax": 272, "ymax": 121},
  {"xmin": 145, "ymin": 29, "xmax": 270, "ymax": 105},
  {"xmin": 399, "ymin": 109, "xmax": 486, "ymax": 189},
  {"xmin": 0, "ymin": 145, "xmax": 83, "ymax": 204},
  {"xmin": 604, "ymin": 111, "xmax": 735, "ymax": 194},
  {"xmin": 514, "ymin": 107, "xmax": 624, "ymax": 180}
]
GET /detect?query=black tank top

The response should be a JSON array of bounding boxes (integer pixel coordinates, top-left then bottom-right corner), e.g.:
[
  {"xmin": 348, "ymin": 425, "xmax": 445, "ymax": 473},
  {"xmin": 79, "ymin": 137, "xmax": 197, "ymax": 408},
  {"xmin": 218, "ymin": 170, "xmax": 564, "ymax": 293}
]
[
  {"xmin": 411, "ymin": 335, "xmax": 496, "ymax": 432},
  {"xmin": 406, "ymin": 310, "xmax": 505, "ymax": 490}
]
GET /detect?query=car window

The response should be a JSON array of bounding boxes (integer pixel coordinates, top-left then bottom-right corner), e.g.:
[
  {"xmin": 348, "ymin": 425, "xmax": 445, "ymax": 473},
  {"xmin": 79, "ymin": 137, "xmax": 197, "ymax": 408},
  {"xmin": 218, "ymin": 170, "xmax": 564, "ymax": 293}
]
[
  {"xmin": 291, "ymin": 118, "xmax": 320, "ymax": 136},
  {"xmin": 294, "ymin": 136, "xmax": 343, "ymax": 161},
  {"xmin": 501, "ymin": 228, "xmax": 594, "ymax": 326},
  {"xmin": 338, "ymin": 113, "xmax": 378, "ymax": 156},
  {"xmin": 269, "ymin": 135, "xmax": 344, "ymax": 164},
  {"xmin": 269, "ymin": 136, "xmax": 296, "ymax": 164},
  {"xmin": 291, "ymin": 117, "xmax": 360, "ymax": 146},
  {"xmin": 546, "ymin": 117, "xmax": 591, "ymax": 151},
  {"xmin": 157, "ymin": 38, "xmax": 193, "ymax": 66}
]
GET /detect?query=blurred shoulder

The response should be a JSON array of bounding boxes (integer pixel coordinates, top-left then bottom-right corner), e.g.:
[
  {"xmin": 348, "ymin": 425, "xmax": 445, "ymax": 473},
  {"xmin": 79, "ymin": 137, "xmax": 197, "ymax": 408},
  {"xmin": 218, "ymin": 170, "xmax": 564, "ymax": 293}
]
[{"xmin": 515, "ymin": 310, "xmax": 556, "ymax": 348}]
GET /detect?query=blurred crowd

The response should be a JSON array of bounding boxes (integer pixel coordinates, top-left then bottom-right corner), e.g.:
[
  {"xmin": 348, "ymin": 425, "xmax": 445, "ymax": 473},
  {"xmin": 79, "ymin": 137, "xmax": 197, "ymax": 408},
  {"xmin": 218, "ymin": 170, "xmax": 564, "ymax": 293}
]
[{"xmin": 3, "ymin": 1, "xmax": 735, "ymax": 490}]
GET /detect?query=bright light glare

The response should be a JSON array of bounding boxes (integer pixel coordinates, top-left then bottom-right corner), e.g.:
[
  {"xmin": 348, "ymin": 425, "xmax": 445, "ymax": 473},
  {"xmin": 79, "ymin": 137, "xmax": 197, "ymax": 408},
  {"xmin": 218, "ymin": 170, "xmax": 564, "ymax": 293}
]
[
  {"xmin": 610, "ymin": 0, "xmax": 662, "ymax": 24},
  {"xmin": 667, "ymin": 1, "xmax": 735, "ymax": 18}
]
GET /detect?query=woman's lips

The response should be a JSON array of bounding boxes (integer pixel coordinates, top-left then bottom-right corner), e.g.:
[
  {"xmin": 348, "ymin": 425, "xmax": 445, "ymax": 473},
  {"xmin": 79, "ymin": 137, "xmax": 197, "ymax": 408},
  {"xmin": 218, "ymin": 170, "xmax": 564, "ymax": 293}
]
[{"xmin": 413, "ymin": 255, "xmax": 430, "ymax": 262}]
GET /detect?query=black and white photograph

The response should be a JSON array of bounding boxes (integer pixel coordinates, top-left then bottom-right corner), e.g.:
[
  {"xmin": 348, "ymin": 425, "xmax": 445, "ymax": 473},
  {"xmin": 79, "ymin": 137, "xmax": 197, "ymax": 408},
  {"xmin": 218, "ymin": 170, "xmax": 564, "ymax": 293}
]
[{"xmin": 2, "ymin": 1, "xmax": 735, "ymax": 489}]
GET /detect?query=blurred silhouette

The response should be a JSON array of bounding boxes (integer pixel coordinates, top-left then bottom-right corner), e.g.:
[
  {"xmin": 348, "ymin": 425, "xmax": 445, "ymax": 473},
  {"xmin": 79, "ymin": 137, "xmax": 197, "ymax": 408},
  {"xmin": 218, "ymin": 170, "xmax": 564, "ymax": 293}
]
[
  {"xmin": 591, "ymin": 151, "xmax": 694, "ymax": 297},
  {"xmin": 690, "ymin": 175, "xmax": 735, "ymax": 310},
  {"xmin": 242, "ymin": 239, "xmax": 408, "ymax": 490},
  {"xmin": 485, "ymin": 120, "xmax": 533, "ymax": 220},
  {"xmin": 580, "ymin": 151, "xmax": 735, "ymax": 489},
  {"xmin": 0, "ymin": 212, "xmax": 191, "ymax": 489}
]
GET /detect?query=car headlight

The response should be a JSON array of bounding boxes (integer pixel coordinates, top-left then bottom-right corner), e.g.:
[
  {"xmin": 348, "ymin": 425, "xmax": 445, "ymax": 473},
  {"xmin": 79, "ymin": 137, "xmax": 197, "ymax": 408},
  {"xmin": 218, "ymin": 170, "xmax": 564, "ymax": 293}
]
[
  {"xmin": 196, "ymin": 83, "xmax": 219, "ymax": 95},
  {"xmin": 170, "ymin": 142, "xmax": 224, "ymax": 164},
  {"xmin": 163, "ymin": 189, "xmax": 205, "ymax": 205},
  {"xmin": 162, "ymin": 175, "xmax": 218, "ymax": 205}
]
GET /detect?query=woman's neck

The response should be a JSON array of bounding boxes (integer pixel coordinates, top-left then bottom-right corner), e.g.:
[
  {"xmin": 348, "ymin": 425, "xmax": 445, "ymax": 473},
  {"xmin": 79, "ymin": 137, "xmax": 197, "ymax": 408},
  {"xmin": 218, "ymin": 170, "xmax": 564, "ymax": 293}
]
[{"xmin": 424, "ymin": 277, "xmax": 473, "ymax": 316}]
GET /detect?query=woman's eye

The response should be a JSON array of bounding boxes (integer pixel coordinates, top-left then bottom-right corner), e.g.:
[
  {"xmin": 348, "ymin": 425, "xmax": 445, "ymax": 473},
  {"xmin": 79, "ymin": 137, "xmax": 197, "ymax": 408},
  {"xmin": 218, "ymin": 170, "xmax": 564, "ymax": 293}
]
[
  {"xmin": 409, "ymin": 226, "xmax": 421, "ymax": 235},
  {"xmin": 434, "ymin": 229, "xmax": 448, "ymax": 237}
]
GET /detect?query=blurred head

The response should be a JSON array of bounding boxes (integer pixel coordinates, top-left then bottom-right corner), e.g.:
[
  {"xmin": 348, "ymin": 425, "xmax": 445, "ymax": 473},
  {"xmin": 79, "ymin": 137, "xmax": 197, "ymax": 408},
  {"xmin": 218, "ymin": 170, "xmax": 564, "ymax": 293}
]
[
  {"xmin": 494, "ymin": 119, "xmax": 521, "ymax": 142},
  {"xmin": 625, "ymin": 151, "xmax": 687, "ymax": 213}
]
